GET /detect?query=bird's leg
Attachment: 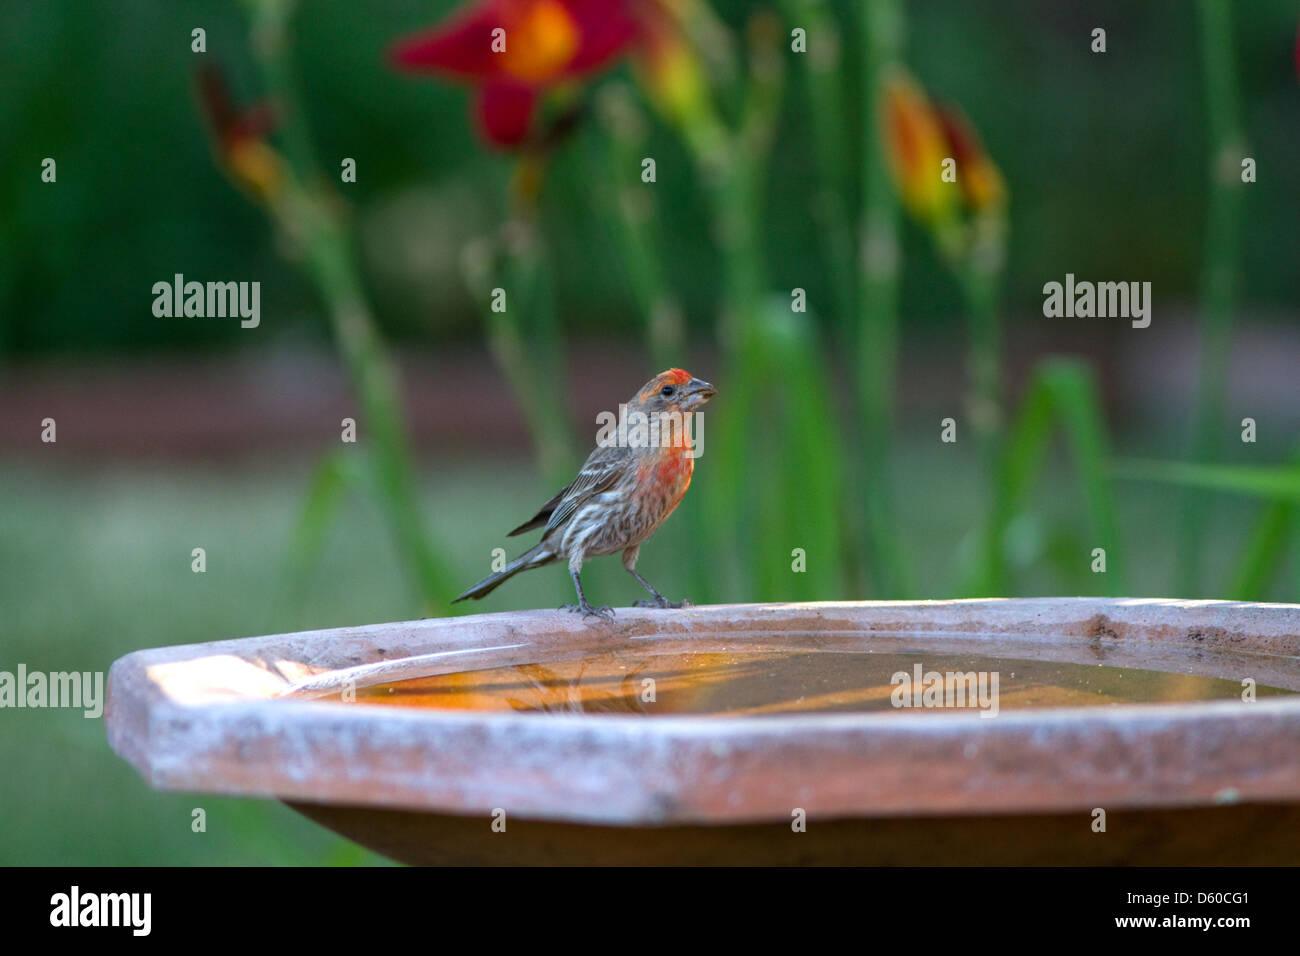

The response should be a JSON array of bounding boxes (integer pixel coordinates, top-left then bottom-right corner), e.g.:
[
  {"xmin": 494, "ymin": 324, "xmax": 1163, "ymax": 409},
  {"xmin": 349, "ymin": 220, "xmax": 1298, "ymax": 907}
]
[
  {"xmin": 630, "ymin": 569, "xmax": 692, "ymax": 609},
  {"xmin": 623, "ymin": 547, "xmax": 691, "ymax": 609},
  {"xmin": 561, "ymin": 556, "xmax": 613, "ymax": 619}
]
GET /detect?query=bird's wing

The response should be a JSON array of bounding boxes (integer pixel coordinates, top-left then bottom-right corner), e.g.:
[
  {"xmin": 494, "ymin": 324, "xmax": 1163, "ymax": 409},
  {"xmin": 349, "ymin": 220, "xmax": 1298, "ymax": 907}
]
[
  {"xmin": 535, "ymin": 445, "xmax": 630, "ymax": 539},
  {"xmin": 506, "ymin": 485, "xmax": 568, "ymax": 537},
  {"xmin": 506, "ymin": 445, "xmax": 630, "ymax": 538}
]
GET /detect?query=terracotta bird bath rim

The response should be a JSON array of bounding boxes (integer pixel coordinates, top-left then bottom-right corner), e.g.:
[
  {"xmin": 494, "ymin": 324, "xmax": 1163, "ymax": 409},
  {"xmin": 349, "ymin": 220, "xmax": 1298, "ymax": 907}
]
[{"xmin": 105, "ymin": 598, "xmax": 1300, "ymax": 832}]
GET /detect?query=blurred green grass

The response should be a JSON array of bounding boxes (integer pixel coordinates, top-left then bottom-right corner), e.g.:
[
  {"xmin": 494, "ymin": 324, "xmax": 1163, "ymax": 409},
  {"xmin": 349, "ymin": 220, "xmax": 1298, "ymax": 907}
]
[{"xmin": 1, "ymin": 430, "xmax": 1292, "ymax": 865}]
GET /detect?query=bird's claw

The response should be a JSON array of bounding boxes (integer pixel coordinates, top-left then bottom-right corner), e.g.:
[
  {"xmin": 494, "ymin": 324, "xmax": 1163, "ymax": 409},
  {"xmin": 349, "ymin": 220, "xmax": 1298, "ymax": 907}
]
[
  {"xmin": 633, "ymin": 597, "xmax": 692, "ymax": 609},
  {"xmin": 561, "ymin": 602, "xmax": 616, "ymax": 620}
]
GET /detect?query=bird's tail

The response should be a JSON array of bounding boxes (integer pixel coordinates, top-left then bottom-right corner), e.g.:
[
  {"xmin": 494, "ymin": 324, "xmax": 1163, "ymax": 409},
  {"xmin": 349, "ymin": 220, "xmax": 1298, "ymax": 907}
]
[{"xmin": 452, "ymin": 542, "xmax": 557, "ymax": 603}]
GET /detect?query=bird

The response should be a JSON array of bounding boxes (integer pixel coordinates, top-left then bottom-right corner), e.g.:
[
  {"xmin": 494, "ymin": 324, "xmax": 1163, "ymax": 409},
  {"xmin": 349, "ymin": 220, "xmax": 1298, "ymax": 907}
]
[{"xmin": 453, "ymin": 369, "xmax": 716, "ymax": 618}]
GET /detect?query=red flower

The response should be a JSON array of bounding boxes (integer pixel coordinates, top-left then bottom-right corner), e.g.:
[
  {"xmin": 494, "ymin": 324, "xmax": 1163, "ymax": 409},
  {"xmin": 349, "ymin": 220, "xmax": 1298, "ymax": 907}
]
[{"xmin": 391, "ymin": 0, "xmax": 642, "ymax": 147}]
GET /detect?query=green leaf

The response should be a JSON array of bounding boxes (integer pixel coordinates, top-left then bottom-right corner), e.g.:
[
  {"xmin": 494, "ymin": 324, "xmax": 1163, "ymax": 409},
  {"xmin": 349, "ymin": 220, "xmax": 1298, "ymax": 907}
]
[
  {"xmin": 1113, "ymin": 459, "xmax": 1300, "ymax": 501},
  {"xmin": 756, "ymin": 301, "xmax": 846, "ymax": 601},
  {"xmin": 965, "ymin": 358, "xmax": 1124, "ymax": 595},
  {"xmin": 1230, "ymin": 501, "xmax": 1292, "ymax": 601},
  {"xmin": 275, "ymin": 449, "xmax": 364, "ymax": 623},
  {"xmin": 1114, "ymin": 452, "xmax": 1300, "ymax": 602}
]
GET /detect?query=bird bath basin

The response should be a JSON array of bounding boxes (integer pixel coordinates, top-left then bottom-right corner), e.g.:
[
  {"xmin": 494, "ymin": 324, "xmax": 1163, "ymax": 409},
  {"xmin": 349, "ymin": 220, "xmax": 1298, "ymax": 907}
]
[{"xmin": 106, "ymin": 598, "xmax": 1300, "ymax": 865}]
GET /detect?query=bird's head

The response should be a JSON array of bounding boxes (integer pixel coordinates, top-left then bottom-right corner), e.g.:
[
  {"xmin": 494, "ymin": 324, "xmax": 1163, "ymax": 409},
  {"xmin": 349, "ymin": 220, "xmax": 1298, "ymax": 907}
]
[{"xmin": 631, "ymin": 369, "xmax": 717, "ymax": 413}]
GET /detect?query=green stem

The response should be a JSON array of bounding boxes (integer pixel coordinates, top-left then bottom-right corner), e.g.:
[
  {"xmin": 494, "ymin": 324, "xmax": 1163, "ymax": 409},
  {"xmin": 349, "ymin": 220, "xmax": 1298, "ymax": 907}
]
[
  {"xmin": 856, "ymin": 0, "xmax": 909, "ymax": 597},
  {"xmin": 961, "ymin": 240, "xmax": 1007, "ymax": 594},
  {"xmin": 960, "ymin": 220, "xmax": 1006, "ymax": 450},
  {"xmin": 461, "ymin": 157, "xmax": 576, "ymax": 489},
  {"xmin": 1177, "ymin": 0, "xmax": 1245, "ymax": 595},
  {"xmin": 499, "ymin": 216, "xmax": 577, "ymax": 486},
  {"xmin": 596, "ymin": 87, "xmax": 686, "ymax": 372},
  {"xmin": 669, "ymin": 18, "xmax": 782, "ymax": 602},
  {"xmin": 248, "ymin": 0, "xmax": 454, "ymax": 613},
  {"xmin": 778, "ymin": 0, "xmax": 855, "ymax": 336},
  {"xmin": 775, "ymin": 0, "xmax": 865, "ymax": 594}
]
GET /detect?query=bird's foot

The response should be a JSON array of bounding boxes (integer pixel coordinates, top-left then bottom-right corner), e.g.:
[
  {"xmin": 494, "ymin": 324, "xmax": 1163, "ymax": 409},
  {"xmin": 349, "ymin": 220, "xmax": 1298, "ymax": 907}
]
[
  {"xmin": 633, "ymin": 596, "xmax": 693, "ymax": 610},
  {"xmin": 560, "ymin": 602, "xmax": 615, "ymax": 620}
]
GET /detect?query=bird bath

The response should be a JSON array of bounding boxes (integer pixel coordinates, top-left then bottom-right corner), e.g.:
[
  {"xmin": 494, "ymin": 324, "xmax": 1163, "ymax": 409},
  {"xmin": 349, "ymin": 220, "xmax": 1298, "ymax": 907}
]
[{"xmin": 106, "ymin": 598, "xmax": 1300, "ymax": 865}]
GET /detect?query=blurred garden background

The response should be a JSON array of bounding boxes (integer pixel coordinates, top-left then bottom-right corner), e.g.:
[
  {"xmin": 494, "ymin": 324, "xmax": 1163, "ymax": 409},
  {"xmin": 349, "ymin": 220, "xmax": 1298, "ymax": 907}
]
[{"xmin": 2, "ymin": 0, "xmax": 1299, "ymax": 864}]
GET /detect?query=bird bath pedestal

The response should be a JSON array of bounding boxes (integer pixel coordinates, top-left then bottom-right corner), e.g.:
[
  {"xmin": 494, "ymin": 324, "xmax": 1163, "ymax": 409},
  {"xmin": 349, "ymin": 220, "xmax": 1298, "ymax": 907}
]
[{"xmin": 106, "ymin": 599, "xmax": 1300, "ymax": 865}]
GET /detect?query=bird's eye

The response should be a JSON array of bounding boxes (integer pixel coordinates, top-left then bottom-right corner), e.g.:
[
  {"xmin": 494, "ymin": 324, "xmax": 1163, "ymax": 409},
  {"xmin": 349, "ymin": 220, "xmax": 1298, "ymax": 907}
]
[{"xmin": 660, "ymin": 385, "xmax": 676, "ymax": 397}]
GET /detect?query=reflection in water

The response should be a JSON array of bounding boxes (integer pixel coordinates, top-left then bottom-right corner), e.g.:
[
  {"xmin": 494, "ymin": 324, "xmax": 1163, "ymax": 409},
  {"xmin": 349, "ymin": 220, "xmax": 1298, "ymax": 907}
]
[{"xmin": 318, "ymin": 650, "xmax": 1294, "ymax": 717}]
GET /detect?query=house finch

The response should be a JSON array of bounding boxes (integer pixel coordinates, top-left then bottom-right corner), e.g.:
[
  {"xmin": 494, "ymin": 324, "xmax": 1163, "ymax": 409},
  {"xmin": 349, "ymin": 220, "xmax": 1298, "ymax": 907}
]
[{"xmin": 454, "ymin": 368, "xmax": 716, "ymax": 618}]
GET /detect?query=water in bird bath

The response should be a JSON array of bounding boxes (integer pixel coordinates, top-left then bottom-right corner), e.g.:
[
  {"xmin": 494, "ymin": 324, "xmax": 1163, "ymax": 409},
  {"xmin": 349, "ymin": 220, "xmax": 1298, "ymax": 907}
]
[{"xmin": 312, "ymin": 646, "xmax": 1294, "ymax": 717}]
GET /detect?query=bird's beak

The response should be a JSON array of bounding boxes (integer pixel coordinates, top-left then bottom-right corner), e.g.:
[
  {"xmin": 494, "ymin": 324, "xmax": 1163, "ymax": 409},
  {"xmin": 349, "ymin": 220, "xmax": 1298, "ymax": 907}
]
[{"xmin": 681, "ymin": 377, "xmax": 717, "ymax": 410}]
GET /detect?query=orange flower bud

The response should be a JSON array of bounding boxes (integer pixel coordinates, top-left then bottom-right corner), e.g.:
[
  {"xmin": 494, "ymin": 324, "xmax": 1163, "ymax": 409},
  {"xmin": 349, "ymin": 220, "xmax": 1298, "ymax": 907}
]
[
  {"xmin": 935, "ymin": 103, "xmax": 1006, "ymax": 215},
  {"xmin": 879, "ymin": 72, "xmax": 956, "ymax": 227},
  {"xmin": 225, "ymin": 138, "xmax": 286, "ymax": 203},
  {"xmin": 194, "ymin": 65, "xmax": 286, "ymax": 203},
  {"xmin": 632, "ymin": 0, "xmax": 708, "ymax": 130}
]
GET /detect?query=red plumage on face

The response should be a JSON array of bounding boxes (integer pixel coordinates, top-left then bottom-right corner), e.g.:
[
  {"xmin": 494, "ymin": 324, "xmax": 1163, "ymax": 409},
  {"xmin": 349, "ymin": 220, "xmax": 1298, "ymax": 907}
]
[{"xmin": 634, "ymin": 368, "xmax": 694, "ymax": 403}]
